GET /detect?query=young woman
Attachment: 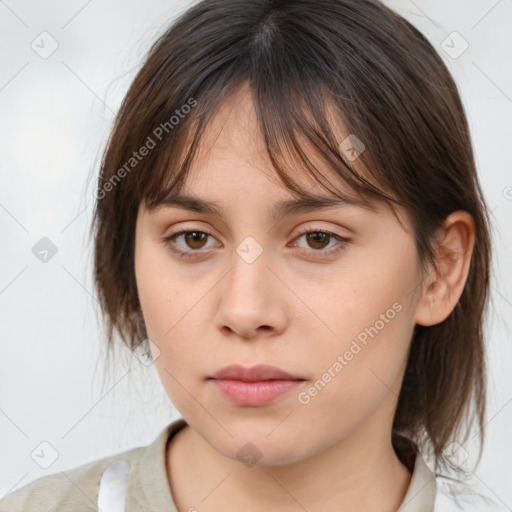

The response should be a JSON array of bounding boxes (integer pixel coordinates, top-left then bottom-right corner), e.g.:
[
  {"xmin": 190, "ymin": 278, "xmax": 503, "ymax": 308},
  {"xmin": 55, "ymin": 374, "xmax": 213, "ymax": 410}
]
[{"xmin": 1, "ymin": 0, "xmax": 494, "ymax": 510}]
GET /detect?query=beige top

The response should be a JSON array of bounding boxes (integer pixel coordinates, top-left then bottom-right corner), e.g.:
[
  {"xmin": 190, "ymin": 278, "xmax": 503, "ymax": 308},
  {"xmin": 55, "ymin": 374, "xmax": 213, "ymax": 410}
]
[{"xmin": 0, "ymin": 418, "xmax": 437, "ymax": 511}]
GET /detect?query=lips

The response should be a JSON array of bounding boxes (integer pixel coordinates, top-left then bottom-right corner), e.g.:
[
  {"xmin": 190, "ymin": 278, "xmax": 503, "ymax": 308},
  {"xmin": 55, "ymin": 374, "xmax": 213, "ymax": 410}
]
[
  {"xmin": 211, "ymin": 364, "xmax": 304, "ymax": 382},
  {"xmin": 209, "ymin": 364, "xmax": 305, "ymax": 407}
]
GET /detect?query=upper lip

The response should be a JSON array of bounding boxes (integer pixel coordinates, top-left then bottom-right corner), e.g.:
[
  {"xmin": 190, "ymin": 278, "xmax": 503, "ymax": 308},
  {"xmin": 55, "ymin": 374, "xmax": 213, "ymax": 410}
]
[{"xmin": 211, "ymin": 364, "xmax": 304, "ymax": 382}]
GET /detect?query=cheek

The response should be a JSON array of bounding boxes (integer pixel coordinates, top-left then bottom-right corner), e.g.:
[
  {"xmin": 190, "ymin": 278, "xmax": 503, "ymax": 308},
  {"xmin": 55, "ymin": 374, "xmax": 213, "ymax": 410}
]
[
  {"xmin": 293, "ymin": 303, "xmax": 413, "ymax": 446},
  {"xmin": 135, "ymin": 241, "xmax": 217, "ymax": 400},
  {"xmin": 135, "ymin": 243, "xmax": 186, "ymax": 337},
  {"xmin": 299, "ymin": 256, "xmax": 417, "ymax": 408},
  {"xmin": 136, "ymin": 255, "xmax": 210, "ymax": 384}
]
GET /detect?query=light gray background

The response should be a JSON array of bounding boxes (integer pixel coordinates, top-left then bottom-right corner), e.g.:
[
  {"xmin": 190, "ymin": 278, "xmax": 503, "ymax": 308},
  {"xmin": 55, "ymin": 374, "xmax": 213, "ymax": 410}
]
[{"xmin": 1, "ymin": 0, "xmax": 511, "ymax": 509}]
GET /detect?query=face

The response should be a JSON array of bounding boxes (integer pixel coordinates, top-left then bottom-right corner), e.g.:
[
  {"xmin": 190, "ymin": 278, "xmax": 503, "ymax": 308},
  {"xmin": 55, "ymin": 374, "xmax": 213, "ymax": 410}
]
[{"xmin": 134, "ymin": 84, "xmax": 426, "ymax": 467}]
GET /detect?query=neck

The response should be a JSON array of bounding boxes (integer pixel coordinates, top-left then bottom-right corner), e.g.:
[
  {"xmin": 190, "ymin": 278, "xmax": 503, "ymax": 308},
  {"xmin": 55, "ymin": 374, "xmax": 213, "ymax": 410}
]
[{"xmin": 167, "ymin": 418, "xmax": 412, "ymax": 512}]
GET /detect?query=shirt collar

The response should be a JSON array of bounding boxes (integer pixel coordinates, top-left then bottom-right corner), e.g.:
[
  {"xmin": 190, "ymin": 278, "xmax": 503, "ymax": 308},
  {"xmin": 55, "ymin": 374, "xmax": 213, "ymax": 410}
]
[
  {"xmin": 397, "ymin": 451, "xmax": 437, "ymax": 511},
  {"xmin": 126, "ymin": 418, "xmax": 187, "ymax": 510}
]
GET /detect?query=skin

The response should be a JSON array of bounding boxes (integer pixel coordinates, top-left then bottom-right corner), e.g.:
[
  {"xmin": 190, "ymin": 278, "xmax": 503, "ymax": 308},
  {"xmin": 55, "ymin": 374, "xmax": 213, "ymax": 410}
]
[{"xmin": 134, "ymin": 83, "xmax": 475, "ymax": 512}]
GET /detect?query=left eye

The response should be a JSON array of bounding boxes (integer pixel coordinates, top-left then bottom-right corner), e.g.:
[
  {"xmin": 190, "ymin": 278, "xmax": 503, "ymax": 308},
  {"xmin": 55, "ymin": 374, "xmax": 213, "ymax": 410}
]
[
  {"xmin": 161, "ymin": 228, "xmax": 350, "ymax": 259},
  {"xmin": 292, "ymin": 228, "xmax": 348, "ymax": 252}
]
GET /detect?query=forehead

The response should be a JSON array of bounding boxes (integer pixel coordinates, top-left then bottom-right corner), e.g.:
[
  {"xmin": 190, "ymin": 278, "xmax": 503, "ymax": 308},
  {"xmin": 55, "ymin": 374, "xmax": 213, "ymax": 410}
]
[
  {"xmin": 151, "ymin": 130, "xmax": 374, "ymax": 223},
  {"xmin": 186, "ymin": 81, "xmax": 357, "ymax": 177},
  {"xmin": 141, "ymin": 81, "xmax": 407, "ymax": 228},
  {"xmin": 164, "ymin": 83, "xmax": 370, "ymax": 202},
  {"xmin": 187, "ymin": 83, "xmax": 278, "ymax": 181}
]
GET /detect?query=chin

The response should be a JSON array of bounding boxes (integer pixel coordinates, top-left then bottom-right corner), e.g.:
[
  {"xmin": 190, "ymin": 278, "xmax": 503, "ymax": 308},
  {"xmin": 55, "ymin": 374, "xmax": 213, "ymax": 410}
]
[{"xmin": 212, "ymin": 425, "xmax": 312, "ymax": 468}]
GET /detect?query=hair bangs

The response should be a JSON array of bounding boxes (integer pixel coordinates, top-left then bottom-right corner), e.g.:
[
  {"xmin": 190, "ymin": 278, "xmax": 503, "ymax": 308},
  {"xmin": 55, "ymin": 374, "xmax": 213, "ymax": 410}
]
[{"xmin": 142, "ymin": 76, "xmax": 403, "ymax": 221}]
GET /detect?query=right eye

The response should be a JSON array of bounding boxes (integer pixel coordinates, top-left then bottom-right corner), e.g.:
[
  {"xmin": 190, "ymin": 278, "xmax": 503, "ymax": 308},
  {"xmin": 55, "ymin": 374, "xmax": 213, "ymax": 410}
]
[{"xmin": 161, "ymin": 229, "xmax": 218, "ymax": 258}]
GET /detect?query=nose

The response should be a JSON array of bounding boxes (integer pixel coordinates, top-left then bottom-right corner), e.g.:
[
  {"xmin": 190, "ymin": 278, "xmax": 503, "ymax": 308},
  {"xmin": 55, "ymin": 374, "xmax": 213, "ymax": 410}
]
[{"xmin": 213, "ymin": 245, "xmax": 287, "ymax": 340}]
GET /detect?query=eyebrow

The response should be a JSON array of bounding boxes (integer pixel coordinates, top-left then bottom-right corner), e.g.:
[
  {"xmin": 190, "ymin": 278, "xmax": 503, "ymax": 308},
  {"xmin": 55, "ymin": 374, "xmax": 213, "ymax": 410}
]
[{"xmin": 149, "ymin": 191, "xmax": 364, "ymax": 222}]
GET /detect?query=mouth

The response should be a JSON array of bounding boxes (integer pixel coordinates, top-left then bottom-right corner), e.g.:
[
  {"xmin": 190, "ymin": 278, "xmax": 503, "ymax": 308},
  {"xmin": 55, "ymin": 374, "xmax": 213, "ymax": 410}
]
[{"xmin": 208, "ymin": 364, "xmax": 306, "ymax": 407}]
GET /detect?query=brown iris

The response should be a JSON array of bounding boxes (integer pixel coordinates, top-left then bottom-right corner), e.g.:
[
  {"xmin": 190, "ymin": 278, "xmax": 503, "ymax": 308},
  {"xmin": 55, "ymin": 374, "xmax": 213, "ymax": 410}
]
[
  {"xmin": 304, "ymin": 232, "xmax": 330, "ymax": 250},
  {"xmin": 184, "ymin": 231, "xmax": 209, "ymax": 249}
]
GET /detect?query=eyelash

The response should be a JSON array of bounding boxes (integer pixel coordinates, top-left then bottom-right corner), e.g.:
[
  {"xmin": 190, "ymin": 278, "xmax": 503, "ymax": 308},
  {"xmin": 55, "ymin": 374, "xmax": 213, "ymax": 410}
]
[{"xmin": 161, "ymin": 226, "xmax": 350, "ymax": 260}]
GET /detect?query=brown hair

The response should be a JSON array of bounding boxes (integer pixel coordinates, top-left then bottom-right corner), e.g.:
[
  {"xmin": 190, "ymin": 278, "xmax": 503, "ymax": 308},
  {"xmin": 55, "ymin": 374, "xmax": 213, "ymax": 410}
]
[{"xmin": 88, "ymin": 0, "xmax": 492, "ymax": 480}]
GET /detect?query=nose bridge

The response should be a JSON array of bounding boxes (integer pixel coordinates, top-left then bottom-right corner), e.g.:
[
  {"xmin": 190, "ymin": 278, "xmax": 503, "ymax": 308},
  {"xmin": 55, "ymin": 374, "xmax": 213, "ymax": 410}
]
[
  {"xmin": 214, "ymin": 233, "xmax": 285, "ymax": 337},
  {"xmin": 226, "ymin": 235, "xmax": 270, "ymax": 300},
  {"xmin": 212, "ymin": 219, "xmax": 291, "ymax": 338}
]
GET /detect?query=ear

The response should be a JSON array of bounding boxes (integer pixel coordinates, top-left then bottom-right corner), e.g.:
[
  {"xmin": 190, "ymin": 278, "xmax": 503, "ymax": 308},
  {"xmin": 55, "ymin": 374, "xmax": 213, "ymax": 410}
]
[{"xmin": 415, "ymin": 211, "xmax": 476, "ymax": 327}]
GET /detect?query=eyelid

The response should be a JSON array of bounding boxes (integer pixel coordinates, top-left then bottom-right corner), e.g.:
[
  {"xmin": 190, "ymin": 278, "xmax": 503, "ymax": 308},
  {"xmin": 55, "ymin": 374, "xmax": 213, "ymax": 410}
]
[
  {"xmin": 161, "ymin": 224, "xmax": 351, "ymax": 261},
  {"xmin": 288, "ymin": 226, "xmax": 351, "ymax": 257},
  {"xmin": 292, "ymin": 224, "xmax": 350, "ymax": 240},
  {"xmin": 162, "ymin": 224, "xmax": 350, "ymax": 246}
]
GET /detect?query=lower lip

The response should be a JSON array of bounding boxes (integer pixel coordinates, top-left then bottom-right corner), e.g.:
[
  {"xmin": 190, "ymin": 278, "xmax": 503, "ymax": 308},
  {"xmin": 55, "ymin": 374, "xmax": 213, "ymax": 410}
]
[{"xmin": 211, "ymin": 379, "xmax": 304, "ymax": 406}]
